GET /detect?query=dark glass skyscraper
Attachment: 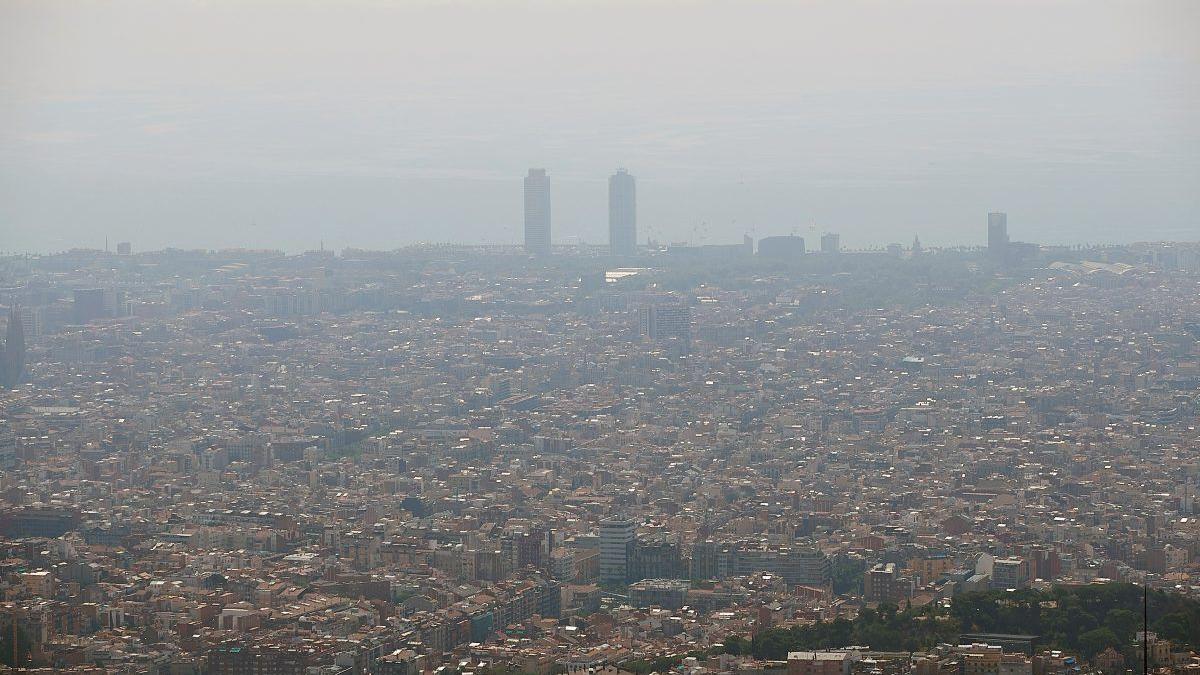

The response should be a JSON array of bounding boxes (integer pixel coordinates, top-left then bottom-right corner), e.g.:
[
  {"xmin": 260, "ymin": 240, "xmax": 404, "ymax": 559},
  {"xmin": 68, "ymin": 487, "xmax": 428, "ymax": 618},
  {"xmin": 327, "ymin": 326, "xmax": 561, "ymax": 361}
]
[{"xmin": 608, "ymin": 168, "xmax": 636, "ymax": 256}]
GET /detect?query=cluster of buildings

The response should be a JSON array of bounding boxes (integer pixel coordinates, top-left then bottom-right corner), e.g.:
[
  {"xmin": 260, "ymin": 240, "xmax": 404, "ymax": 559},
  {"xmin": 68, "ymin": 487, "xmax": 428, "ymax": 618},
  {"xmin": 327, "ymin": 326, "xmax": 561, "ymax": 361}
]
[
  {"xmin": 522, "ymin": 168, "xmax": 849, "ymax": 260},
  {"xmin": 522, "ymin": 168, "xmax": 639, "ymax": 258},
  {"xmin": 0, "ymin": 233, "xmax": 1198, "ymax": 673}
]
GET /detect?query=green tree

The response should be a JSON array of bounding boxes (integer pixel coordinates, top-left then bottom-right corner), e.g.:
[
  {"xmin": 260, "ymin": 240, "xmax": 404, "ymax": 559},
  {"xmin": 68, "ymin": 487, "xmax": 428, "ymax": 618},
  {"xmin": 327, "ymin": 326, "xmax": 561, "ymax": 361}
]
[
  {"xmin": 728, "ymin": 584, "xmax": 1200, "ymax": 663},
  {"xmin": 1103, "ymin": 608, "xmax": 1137, "ymax": 643},
  {"xmin": 1151, "ymin": 611, "xmax": 1196, "ymax": 647},
  {"xmin": 1078, "ymin": 628, "xmax": 1120, "ymax": 659},
  {"xmin": 723, "ymin": 635, "xmax": 750, "ymax": 656}
]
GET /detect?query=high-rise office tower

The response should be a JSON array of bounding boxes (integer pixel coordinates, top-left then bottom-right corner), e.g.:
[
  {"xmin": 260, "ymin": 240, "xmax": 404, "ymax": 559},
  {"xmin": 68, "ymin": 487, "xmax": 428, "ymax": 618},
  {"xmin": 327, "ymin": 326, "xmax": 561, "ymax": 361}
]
[
  {"xmin": 599, "ymin": 515, "xmax": 636, "ymax": 584},
  {"xmin": 608, "ymin": 168, "xmax": 636, "ymax": 256},
  {"xmin": 988, "ymin": 212, "xmax": 1008, "ymax": 260},
  {"xmin": 18, "ymin": 306, "xmax": 42, "ymax": 341},
  {"xmin": 0, "ymin": 306, "xmax": 26, "ymax": 390},
  {"xmin": 524, "ymin": 168, "xmax": 551, "ymax": 256},
  {"xmin": 638, "ymin": 305, "xmax": 692, "ymax": 344}
]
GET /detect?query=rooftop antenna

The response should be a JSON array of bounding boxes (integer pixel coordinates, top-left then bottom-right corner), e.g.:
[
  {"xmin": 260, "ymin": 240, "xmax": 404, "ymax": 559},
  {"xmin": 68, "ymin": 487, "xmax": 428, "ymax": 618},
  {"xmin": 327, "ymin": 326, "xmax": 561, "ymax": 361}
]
[{"xmin": 1143, "ymin": 579, "xmax": 1149, "ymax": 675}]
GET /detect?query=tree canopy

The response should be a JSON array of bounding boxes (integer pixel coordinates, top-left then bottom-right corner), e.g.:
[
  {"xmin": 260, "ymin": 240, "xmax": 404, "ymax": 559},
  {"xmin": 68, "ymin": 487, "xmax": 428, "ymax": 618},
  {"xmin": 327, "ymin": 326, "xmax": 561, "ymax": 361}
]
[{"xmin": 723, "ymin": 584, "xmax": 1200, "ymax": 664}]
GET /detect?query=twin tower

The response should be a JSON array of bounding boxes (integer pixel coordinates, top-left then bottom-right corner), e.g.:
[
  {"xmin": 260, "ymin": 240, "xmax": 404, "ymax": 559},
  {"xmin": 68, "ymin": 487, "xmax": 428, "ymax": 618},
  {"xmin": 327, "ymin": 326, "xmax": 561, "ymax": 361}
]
[{"xmin": 524, "ymin": 168, "xmax": 636, "ymax": 257}]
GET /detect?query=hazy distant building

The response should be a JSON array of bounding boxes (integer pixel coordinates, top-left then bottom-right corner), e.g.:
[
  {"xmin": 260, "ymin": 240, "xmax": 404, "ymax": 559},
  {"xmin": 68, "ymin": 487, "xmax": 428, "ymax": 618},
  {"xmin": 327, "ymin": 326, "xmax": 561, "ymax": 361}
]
[
  {"xmin": 608, "ymin": 168, "xmax": 636, "ymax": 256},
  {"xmin": 0, "ymin": 306, "xmax": 26, "ymax": 390},
  {"xmin": 628, "ymin": 579, "xmax": 689, "ymax": 609},
  {"xmin": 73, "ymin": 288, "xmax": 107, "ymax": 324},
  {"xmin": 116, "ymin": 241, "xmax": 132, "ymax": 255},
  {"xmin": 988, "ymin": 212, "xmax": 1008, "ymax": 261},
  {"xmin": 630, "ymin": 535, "xmax": 684, "ymax": 582},
  {"xmin": 639, "ymin": 304, "xmax": 691, "ymax": 344},
  {"xmin": 0, "ymin": 422, "xmax": 15, "ymax": 469},
  {"xmin": 524, "ymin": 168, "xmax": 551, "ymax": 256},
  {"xmin": 731, "ymin": 546, "xmax": 830, "ymax": 586},
  {"xmin": 820, "ymin": 232, "xmax": 840, "ymax": 254},
  {"xmin": 600, "ymin": 516, "xmax": 636, "ymax": 584},
  {"xmin": 758, "ymin": 235, "xmax": 806, "ymax": 260},
  {"xmin": 18, "ymin": 306, "xmax": 42, "ymax": 341}
]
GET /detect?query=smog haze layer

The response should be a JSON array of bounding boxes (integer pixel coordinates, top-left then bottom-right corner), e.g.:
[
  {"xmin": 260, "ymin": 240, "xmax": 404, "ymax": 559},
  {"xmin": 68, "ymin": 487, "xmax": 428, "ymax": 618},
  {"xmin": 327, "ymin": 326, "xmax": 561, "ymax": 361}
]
[{"xmin": 2, "ymin": 0, "xmax": 1197, "ymax": 252}]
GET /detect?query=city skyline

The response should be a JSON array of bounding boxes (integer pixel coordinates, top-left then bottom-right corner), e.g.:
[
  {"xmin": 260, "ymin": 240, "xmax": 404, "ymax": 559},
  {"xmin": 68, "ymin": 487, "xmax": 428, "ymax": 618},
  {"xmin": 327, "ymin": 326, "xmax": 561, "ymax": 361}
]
[
  {"xmin": 1, "ymin": 164, "xmax": 1196, "ymax": 254},
  {"xmin": 2, "ymin": 160, "xmax": 1191, "ymax": 258},
  {"xmin": 3, "ymin": 1, "xmax": 1197, "ymax": 253},
  {"xmin": 5, "ymin": 1, "xmax": 1200, "ymax": 673}
]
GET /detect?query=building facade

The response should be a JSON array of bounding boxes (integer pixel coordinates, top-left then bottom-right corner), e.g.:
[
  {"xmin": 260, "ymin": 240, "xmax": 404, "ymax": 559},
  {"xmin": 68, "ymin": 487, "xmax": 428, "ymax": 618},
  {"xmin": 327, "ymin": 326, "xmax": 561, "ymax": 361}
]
[
  {"xmin": 638, "ymin": 305, "xmax": 691, "ymax": 344},
  {"xmin": 820, "ymin": 233, "xmax": 840, "ymax": 254},
  {"xmin": 609, "ymin": 168, "xmax": 637, "ymax": 257},
  {"xmin": 988, "ymin": 212, "xmax": 1008, "ymax": 261},
  {"xmin": 599, "ymin": 516, "xmax": 636, "ymax": 584},
  {"xmin": 524, "ymin": 169, "xmax": 552, "ymax": 256}
]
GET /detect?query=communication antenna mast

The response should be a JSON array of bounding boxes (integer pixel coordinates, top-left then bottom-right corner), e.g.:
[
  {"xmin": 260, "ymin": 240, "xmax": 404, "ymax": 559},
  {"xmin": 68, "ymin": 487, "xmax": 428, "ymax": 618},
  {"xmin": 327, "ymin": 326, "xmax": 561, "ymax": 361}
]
[{"xmin": 1143, "ymin": 580, "xmax": 1149, "ymax": 675}]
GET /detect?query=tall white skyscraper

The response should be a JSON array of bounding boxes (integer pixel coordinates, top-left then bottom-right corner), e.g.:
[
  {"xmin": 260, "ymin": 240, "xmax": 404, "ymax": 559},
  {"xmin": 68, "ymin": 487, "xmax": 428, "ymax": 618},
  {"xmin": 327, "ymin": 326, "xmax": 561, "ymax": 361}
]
[
  {"xmin": 608, "ymin": 168, "xmax": 636, "ymax": 256},
  {"xmin": 599, "ymin": 515, "xmax": 636, "ymax": 584},
  {"xmin": 524, "ymin": 168, "xmax": 551, "ymax": 256}
]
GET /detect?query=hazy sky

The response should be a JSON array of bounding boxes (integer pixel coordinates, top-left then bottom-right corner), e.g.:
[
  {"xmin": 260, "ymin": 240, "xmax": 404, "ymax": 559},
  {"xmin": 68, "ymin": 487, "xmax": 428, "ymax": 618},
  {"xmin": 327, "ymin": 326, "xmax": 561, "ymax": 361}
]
[{"xmin": 2, "ymin": 0, "xmax": 1197, "ymax": 253}]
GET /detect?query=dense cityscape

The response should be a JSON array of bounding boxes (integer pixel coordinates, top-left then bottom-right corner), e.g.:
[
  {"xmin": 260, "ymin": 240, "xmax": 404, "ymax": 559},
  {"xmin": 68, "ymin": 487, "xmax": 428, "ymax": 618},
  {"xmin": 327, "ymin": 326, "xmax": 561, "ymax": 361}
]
[{"xmin": 1, "ymin": 185, "xmax": 1199, "ymax": 675}]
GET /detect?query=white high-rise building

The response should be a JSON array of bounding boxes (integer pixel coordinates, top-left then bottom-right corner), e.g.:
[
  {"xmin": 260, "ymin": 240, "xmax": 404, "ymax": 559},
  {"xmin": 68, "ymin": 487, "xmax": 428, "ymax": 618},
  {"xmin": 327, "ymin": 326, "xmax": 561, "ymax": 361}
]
[
  {"xmin": 599, "ymin": 515, "xmax": 636, "ymax": 584},
  {"xmin": 638, "ymin": 305, "xmax": 691, "ymax": 344},
  {"xmin": 608, "ymin": 168, "xmax": 636, "ymax": 256},
  {"xmin": 524, "ymin": 168, "xmax": 551, "ymax": 256}
]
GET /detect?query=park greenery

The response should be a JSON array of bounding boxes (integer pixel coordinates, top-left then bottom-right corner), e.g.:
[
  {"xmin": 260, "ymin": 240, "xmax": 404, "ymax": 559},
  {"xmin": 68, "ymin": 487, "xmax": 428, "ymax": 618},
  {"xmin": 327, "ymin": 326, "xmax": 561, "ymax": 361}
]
[{"xmin": 722, "ymin": 584, "xmax": 1200, "ymax": 664}]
